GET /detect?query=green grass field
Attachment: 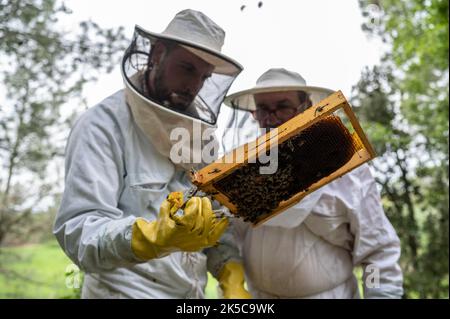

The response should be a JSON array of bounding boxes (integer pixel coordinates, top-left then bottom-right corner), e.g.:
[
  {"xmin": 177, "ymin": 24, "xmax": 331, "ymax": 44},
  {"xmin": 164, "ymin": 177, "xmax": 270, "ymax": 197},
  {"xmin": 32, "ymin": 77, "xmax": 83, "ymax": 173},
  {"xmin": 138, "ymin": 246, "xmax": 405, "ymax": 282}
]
[
  {"xmin": 1, "ymin": 240, "xmax": 364, "ymax": 299},
  {"xmin": 0, "ymin": 240, "xmax": 77, "ymax": 298},
  {"xmin": 0, "ymin": 240, "xmax": 218, "ymax": 299}
]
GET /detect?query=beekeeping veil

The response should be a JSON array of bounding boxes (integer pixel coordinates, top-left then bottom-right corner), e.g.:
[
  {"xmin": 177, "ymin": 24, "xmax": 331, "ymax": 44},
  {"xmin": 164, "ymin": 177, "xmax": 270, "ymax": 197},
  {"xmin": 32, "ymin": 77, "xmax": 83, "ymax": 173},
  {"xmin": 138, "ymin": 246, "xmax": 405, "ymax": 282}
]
[
  {"xmin": 122, "ymin": 9, "xmax": 242, "ymax": 169},
  {"xmin": 225, "ymin": 68, "xmax": 334, "ymax": 111},
  {"xmin": 221, "ymin": 68, "xmax": 335, "ymax": 153},
  {"xmin": 223, "ymin": 68, "xmax": 335, "ymax": 228}
]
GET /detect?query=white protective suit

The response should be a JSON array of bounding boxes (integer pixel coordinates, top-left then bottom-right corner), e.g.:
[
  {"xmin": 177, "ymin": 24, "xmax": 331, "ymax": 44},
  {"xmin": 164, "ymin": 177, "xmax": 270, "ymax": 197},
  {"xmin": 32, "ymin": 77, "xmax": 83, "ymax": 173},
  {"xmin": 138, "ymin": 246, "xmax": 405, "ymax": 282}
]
[
  {"xmin": 53, "ymin": 90, "xmax": 235, "ymax": 298},
  {"xmin": 232, "ymin": 164, "xmax": 404, "ymax": 299},
  {"xmin": 54, "ymin": 9, "xmax": 244, "ymax": 298}
]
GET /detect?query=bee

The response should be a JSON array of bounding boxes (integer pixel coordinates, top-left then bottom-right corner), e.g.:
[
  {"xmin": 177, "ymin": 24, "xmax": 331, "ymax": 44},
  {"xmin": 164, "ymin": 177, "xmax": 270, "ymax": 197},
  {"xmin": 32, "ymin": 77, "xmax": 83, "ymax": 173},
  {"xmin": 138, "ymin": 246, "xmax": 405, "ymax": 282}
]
[{"xmin": 208, "ymin": 168, "xmax": 221, "ymax": 174}]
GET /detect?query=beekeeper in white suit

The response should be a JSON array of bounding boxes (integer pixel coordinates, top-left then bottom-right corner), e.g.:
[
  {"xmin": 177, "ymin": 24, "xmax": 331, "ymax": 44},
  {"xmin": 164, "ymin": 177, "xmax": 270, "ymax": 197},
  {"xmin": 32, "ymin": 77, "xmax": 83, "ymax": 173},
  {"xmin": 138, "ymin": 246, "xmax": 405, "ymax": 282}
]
[
  {"xmin": 53, "ymin": 9, "xmax": 251, "ymax": 298},
  {"xmin": 223, "ymin": 68, "xmax": 404, "ymax": 299}
]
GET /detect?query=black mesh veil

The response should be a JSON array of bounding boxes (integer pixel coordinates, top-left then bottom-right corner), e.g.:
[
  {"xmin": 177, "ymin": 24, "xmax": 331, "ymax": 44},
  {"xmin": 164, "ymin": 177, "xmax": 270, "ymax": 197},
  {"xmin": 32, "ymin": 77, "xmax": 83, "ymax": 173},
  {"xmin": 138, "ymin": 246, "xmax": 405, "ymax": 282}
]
[{"xmin": 122, "ymin": 25, "xmax": 242, "ymax": 126}]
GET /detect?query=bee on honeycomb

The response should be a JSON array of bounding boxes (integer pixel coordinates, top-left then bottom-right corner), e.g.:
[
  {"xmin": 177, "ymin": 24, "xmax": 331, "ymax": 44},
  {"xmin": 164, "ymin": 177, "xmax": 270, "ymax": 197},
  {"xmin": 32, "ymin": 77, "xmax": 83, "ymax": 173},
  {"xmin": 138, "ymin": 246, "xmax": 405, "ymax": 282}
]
[{"xmin": 213, "ymin": 115, "xmax": 358, "ymax": 223}]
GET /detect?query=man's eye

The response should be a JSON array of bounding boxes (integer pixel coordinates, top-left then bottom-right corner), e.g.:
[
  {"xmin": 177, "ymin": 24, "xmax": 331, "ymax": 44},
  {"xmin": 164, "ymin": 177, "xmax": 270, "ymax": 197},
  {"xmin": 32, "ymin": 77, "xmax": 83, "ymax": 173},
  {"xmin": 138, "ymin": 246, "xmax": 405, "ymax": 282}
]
[{"xmin": 181, "ymin": 64, "xmax": 194, "ymax": 73}]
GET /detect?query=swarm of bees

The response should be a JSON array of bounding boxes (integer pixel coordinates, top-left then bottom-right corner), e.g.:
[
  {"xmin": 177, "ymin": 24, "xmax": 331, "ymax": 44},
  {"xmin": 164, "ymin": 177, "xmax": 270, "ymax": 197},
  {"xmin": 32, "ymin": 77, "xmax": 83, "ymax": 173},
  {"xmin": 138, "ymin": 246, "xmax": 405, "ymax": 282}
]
[{"xmin": 213, "ymin": 115, "xmax": 359, "ymax": 223}]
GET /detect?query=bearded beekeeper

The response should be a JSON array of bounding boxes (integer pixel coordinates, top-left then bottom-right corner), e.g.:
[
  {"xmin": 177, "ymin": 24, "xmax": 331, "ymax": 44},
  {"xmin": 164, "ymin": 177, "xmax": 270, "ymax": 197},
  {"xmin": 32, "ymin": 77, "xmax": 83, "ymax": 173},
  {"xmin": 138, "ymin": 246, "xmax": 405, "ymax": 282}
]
[
  {"xmin": 223, "ymin": 68, "xmax": 404, "ymax": 299},
  {"xmin": 53, "ymin": 9, "xmax": 251, "ymax": 298}
]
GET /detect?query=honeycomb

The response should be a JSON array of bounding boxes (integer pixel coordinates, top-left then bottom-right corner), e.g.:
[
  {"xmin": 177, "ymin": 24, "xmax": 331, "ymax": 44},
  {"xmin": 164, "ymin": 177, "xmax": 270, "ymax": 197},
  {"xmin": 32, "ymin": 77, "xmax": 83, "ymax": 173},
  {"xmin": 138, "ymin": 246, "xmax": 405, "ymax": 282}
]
[{"xmin": 213, "ymin": 115, "xmax": 359, "ymax": 223}]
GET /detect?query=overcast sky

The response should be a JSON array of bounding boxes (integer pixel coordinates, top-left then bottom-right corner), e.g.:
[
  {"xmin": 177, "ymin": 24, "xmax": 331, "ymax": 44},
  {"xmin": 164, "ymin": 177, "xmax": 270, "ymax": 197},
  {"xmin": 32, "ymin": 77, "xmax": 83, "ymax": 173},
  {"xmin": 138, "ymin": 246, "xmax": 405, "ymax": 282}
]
[{"xmin": 64, "ymin": 0, "xmax": 383, "ymax": 108}]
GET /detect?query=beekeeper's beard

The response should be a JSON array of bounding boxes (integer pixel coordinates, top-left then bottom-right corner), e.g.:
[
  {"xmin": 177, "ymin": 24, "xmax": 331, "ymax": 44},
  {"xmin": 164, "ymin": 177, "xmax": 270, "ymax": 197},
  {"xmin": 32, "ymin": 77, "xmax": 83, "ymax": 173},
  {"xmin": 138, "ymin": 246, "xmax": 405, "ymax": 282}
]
[
  {"xmin": 150, "ymin": 62, "xmax": 195, "ymax": 111},
  {"xmin": 125, "ymin": 71, "xmax": 217, "ymax": 171}
]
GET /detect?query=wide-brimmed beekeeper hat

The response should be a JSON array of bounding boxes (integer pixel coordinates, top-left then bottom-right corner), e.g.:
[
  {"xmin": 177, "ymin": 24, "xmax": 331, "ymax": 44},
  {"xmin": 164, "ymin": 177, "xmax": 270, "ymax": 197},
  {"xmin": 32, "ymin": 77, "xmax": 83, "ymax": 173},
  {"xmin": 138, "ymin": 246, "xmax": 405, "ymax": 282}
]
[
  {"xmin": 135, "ymin": 9, "xmax": 241, "ymax": 75},
  {"xmin": 224, "ymin": 68, "xmax": 334, "ymax": 111},
  {"xmin": 122, "ymin": 9, "xmax": 243, "ymax": 126}
]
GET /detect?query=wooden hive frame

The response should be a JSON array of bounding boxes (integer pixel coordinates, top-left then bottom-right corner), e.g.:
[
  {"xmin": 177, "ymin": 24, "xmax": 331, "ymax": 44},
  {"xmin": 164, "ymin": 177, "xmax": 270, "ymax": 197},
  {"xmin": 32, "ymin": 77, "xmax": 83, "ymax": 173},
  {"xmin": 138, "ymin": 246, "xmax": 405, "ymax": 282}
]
[{"xmin": 190, "ymin": 90, "xmax": 376, "ymax": 226}]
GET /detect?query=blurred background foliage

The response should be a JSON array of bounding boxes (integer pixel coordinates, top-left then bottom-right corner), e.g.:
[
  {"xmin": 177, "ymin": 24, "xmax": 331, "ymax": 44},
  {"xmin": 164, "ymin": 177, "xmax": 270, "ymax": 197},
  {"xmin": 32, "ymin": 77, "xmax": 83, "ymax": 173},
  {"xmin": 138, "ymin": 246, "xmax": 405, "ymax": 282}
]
[
  {"xmin": 0, "ymin": 0, "xmax": 448, "ymax": 298},
  {"xmin": 354, "ymin": 0, "xmax": 448, "ymax": 298},
  {"xmin": 0, "ymin": 0, "xmax": 127, "ymax": 298}
]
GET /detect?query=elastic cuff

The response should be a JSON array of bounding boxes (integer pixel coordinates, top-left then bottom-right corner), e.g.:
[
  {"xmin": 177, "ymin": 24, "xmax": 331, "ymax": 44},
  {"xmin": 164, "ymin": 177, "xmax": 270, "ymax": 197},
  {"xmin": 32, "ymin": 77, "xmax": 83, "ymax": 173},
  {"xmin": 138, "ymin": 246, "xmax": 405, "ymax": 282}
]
[{"xmin": 99, "ymin": 216, "xmax": 144, "ymax": 267}]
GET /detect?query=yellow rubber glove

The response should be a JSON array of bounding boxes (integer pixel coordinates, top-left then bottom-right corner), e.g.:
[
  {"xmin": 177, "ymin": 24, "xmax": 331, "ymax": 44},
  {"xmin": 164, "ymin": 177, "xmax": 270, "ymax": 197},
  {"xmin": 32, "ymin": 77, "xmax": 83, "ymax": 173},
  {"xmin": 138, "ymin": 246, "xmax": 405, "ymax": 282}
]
[
  {"xmin": 218, "ymin": 261, "xmax": 252, "ymax": 299},
  {"xmin": 131, "ymin": 192, "xmax": 229, "ymax": 260}
]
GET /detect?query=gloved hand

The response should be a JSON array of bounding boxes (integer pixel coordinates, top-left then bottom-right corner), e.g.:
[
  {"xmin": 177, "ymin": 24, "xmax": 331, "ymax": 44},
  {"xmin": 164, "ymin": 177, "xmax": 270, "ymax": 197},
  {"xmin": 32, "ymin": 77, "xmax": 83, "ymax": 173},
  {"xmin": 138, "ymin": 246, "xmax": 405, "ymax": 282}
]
[
  {"xmin": 131, "ymin": 192, "xmax": 229, "ymax": 260},
  {"xmin": 218, "ymin": 261, "xmax": 252, "ymax": 299}
]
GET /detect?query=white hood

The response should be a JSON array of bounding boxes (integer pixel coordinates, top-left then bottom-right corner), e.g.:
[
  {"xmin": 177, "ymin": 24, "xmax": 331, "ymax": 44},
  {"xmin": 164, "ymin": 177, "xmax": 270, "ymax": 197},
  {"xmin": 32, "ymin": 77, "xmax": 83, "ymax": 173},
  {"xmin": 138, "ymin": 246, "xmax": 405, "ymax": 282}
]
[{"xmin": 124, "ymin": 72, "xmax": 218, "ymax": 170}]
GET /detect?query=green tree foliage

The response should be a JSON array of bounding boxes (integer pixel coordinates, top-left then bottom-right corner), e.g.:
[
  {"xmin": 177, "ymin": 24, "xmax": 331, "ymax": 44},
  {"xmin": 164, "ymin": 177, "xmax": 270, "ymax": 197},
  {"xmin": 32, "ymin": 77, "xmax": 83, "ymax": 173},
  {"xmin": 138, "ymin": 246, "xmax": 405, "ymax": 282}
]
[
  {"xmin": 0, "ymin": 0, "xmax": 127, "ymax": 246},
  {"xmin": 356, "ymin": 0, "xmax": 449, "ymax": 298}
]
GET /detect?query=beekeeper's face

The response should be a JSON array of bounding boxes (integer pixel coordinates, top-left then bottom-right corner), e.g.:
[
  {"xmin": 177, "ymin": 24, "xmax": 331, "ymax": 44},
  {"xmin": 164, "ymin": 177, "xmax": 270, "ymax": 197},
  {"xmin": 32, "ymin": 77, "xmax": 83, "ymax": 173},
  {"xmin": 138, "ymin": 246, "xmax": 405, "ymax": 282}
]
[
  {"xmin": 148, "ymin": 42, "xmax": 214, "ymax": 111},
  {"xmin": 252, "ymin": 91, "xmax": 302, "ymax": 128}
]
